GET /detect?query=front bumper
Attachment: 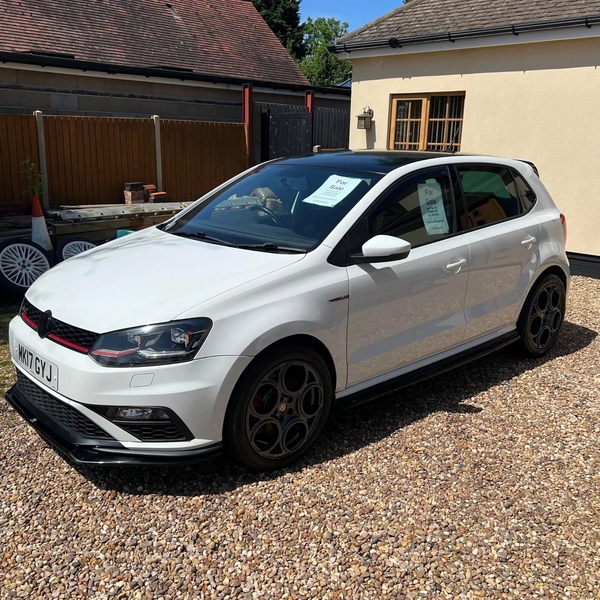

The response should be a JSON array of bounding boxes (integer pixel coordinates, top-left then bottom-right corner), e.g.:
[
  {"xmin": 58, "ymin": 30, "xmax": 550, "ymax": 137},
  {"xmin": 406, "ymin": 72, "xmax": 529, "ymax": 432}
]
[
  {"xmin": 7, "ymin": 315, "xmax": 253, "ymax": 465},
  {"xmin": 5, "ymin": 383, "xmax": 222, "ymax": 465}
]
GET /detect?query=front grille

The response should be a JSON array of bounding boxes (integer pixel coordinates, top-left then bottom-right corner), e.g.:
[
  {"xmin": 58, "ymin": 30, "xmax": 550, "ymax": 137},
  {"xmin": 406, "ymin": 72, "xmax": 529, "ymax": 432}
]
[
  {"xmin": 22, "ymin": 300, "xmax": 42, "ymax": 324},
  {"xmin": 16, "ymin": 371, "xmax": 113, "ymax": 440},
  {"xmin": 21, "ymin": 298, "xmax": 100, "ymax": 353},
  {"xmin": 50, "ymin": 320, "xmax": 99, "ymax": 351},
  {"xmin": 116, "ymin": 421, "xmax": 188, "ymax": 442}
]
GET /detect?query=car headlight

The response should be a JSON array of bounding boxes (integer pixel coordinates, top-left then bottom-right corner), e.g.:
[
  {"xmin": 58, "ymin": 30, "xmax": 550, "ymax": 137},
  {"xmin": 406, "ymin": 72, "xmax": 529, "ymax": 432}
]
[{"xmin": 89, "ymin": 318, "xmax": 212, "ymax": 367}]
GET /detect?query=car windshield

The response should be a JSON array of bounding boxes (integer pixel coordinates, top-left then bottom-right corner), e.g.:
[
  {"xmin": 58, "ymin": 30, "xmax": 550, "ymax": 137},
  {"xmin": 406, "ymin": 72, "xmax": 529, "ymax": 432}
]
[{"xmin": 162, "ymin": 163, "xmax": 382, "ymax": 252}]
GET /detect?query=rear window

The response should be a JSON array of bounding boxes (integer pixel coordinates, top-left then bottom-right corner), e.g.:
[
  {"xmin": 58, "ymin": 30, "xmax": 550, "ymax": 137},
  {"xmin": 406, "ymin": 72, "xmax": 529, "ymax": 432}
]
[{"xmin": 457, "ymin": 165, "xmax": 522, "ymax": 228}]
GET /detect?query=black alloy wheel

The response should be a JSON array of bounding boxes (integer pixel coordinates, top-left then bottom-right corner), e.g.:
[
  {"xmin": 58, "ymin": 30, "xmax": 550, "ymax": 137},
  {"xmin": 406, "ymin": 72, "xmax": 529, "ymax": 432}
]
[
  {"xmin": 517, "ymin": 274, "xmax": 566, "ymax": 357},
  {"xmin": 224, "ymin": 346, "xmax": 332, "ymax": 470}
]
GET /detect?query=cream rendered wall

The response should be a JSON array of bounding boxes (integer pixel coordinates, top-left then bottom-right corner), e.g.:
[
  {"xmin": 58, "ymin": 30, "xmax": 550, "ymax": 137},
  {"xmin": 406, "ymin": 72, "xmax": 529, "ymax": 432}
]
[{"xmin": 349, "ymin": 37, "xmax": 600, "ymax": 255}]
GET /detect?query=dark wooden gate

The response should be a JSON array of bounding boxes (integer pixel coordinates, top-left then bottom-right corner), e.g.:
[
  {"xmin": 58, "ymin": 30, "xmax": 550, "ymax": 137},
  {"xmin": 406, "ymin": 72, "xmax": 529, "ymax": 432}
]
[
  {"xmin": 252, "ymin": 102, "xmax": 349, "ymax": 164},
  {"xmin": 314, "ymin": 107, "xmax": 350, "ymax": 150},
  {"xmin": 267, "ymin": 112, "xmax": 313, "ymax": 160}
]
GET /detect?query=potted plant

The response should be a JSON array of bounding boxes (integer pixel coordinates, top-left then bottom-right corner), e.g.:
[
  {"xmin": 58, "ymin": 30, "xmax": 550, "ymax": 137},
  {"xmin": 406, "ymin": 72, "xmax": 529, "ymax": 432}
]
[{"xmin": 21, "ymin": 158, "xmax": 43, "ymax": 208}]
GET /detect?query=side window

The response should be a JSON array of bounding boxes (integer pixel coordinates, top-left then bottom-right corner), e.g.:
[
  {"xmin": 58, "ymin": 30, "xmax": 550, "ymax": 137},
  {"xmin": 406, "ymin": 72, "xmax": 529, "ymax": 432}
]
[
  {"xmin": 512, "ymin": 170, "xmax": 537, "ymax": 213},
  {"xmin": 457, "ymin": 165, "xmax": 521, "ymax": 229},
  {"xmin": 368, "ymin": 168, "xmax": 455, "ymax": 247}
]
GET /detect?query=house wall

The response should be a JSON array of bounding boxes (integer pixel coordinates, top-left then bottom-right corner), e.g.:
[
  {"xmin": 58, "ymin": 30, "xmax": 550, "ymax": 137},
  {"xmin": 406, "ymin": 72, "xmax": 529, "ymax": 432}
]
[
  {"xmin": 0, "ymin": 67, "xmax": 242, "ymax": 121},
  {"xmin": 349, "ymin": 37, "xmax": 600, "ymax": 255},
  {"xmin": 0, "ymin": 65, "xmax": 349, "ymax": 121}
]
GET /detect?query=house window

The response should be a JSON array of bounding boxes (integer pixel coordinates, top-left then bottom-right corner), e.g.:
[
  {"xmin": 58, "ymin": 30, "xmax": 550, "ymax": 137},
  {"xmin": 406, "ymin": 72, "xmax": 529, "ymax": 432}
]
[{"xmin": 389, "ymin": 94, "xmax": 465, "ymax": 152}]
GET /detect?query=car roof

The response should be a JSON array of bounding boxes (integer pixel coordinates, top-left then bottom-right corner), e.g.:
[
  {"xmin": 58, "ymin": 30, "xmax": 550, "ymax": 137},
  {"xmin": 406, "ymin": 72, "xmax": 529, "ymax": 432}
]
[{"xmin": 276, "ymin": 150, "xmax": 459, "ymax": 174}]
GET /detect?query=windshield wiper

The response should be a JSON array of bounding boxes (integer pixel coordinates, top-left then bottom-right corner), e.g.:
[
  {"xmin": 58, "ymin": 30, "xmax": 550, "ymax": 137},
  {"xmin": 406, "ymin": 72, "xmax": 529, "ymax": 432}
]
[
  {"xmin": 237, "ymin": 243, "xmax": 307, "ymax": 254},
  {"xmin": 167, "ymin": 231, "xmax": 306, "ymax": 253},
  {"xmin": 168, "ymin": 231, "xmax": 236, "ymax": 247}
]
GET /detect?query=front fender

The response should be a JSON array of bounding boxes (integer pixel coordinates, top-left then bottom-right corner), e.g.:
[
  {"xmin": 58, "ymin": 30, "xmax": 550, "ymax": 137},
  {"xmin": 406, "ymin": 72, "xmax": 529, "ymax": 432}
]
[{"xmin": 183, "ymin": 258, "xmax": 350, "ymax": 392}]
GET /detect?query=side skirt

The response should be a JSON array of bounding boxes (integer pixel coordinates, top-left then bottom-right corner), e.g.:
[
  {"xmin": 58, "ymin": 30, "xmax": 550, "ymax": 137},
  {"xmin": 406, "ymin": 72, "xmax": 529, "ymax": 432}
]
[{"xmin": 334, "ymin": 331, "xmax": 520, "ymax": 411}]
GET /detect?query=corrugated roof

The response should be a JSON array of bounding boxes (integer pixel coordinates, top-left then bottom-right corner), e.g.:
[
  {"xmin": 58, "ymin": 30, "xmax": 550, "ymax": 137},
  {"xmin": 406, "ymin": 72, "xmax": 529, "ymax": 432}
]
[
  {"xmin": 0, "ymin": 0, "xmax": 309, "ymax": 86},
  {"xmin": 339, "ymin": 0, "xmax": 600, "ymax": 45}
]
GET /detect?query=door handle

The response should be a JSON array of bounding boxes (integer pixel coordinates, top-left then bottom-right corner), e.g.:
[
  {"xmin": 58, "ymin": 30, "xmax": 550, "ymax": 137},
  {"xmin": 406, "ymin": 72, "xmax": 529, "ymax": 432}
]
[
  {"xmin": 521, "ymin": 235, "xmax": 537, "ymax": 249},
  {"xmin": 446, "ymin": 257, "xmax": 467, "ymax": 273}
]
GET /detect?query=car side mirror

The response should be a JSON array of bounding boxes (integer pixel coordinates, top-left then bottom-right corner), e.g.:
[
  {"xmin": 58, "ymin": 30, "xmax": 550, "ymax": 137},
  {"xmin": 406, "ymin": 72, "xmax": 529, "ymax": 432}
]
[{"xmin": 350, "ymin": 235, "xmax": 411, "ymax": 264}]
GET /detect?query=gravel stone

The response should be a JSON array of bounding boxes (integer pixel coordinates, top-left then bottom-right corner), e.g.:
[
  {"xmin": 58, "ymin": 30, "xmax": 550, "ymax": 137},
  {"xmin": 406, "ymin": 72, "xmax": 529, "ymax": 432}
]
[{"xmin": 1, "ymin": 276, "xmax": 600, "ymax": 598}]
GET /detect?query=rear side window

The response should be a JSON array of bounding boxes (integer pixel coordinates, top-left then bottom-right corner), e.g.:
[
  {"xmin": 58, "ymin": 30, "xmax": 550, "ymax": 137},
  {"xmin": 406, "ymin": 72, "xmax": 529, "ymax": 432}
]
[
  {"xmin": 457, "ymin": 165, "xmax": 522, "ymax": 228},
  {"xmin": 512, "ymin": 170, "xmax": 537, "ymax": 213}
]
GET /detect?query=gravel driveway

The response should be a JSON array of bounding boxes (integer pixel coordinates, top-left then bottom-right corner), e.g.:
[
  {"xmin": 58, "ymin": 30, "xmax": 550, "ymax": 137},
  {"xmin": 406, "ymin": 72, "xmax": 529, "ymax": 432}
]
[{"xmin": 1, "ymin": 276, "xmax": 599, "ymax": 599}]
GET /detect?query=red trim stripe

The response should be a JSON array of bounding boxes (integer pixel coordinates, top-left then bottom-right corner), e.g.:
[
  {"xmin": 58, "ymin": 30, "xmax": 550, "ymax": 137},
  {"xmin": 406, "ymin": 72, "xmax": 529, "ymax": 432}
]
[
  {"xmin": 48, "ymin": 334, "xmax": 89, "ymax": 353},
  {"xmin": 22, "ymin": 310, "xmax": 90, "ymax": 353},
  {"xmin": 21, "ymin": 312, "xmax": 38, "ymax": 329}
]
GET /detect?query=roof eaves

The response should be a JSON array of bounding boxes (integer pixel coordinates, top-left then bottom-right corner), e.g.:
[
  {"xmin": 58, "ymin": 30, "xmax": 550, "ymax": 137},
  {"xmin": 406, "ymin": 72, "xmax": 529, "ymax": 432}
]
[
  {"xmin": 0, "ymin": 51, "xmax": 351, "ymax": 96},
  {"xmin": 333, "ymin": 14, "xmax": 600, "ymax": 53}
]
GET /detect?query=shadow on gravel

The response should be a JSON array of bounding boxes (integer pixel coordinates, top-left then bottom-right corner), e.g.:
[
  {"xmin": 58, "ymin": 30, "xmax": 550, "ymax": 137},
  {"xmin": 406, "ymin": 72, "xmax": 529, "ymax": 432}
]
[{"xmin": 72, "ymin": 320, "xmax": 597, "ymax": 495}]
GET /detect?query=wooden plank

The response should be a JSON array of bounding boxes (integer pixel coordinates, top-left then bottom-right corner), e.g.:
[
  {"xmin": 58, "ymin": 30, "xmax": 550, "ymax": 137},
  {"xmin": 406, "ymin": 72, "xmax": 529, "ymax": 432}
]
[
  {"xmin": 68, "ymin": 116, "xmax": 80, "ymax": 203},
  {"xmin": 0, "ymin": 117, "xmax": 8, "ymax": 203},
  {"xmin": 14, "ymin": 117, "xmax": 27, "ymax": 205},
  {"xmin": 160, "ymin": 119, "xmax": 246, "ymax": 203},
  {"xmin": 5, "ymin": 115, "xmax": 20, "ymax": 204},
  {"xmin": 132, "ymin": 119, "xmax": 142, "ymax": 184},
  {"xmin": 50, "ymin": 214, "xmax": 173, "ymax": 237},
  {"xmin": 53, "ymin": 117, "xmax": 67, "ymax": 205},
  {"xmin": 3, "ymin": 116, "xmax": 246, "ymax": 212},
  {"xmin": 0, "ymin": 115, "xmax": 41, "ymax": 214},
  {"xmin": 56, "ymin": 203, "xmax": 188, "ymax": 210},
  {"xmin": 46, "ymin": 202, "xmax": 190, "ymax": 220},
  {"xmin": 98, "ymin": 117, "xmax": 110, "ymax": 203},
  {"xmin": 80, "ymin": 116, "xmax": 92, "ymax": 202}
]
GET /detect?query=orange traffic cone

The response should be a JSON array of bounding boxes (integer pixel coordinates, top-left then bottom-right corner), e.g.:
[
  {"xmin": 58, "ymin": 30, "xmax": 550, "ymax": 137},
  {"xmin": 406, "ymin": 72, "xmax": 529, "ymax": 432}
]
[{"xmin": 31, "ymin": 195, "xmax": 53, "ymax": 251}]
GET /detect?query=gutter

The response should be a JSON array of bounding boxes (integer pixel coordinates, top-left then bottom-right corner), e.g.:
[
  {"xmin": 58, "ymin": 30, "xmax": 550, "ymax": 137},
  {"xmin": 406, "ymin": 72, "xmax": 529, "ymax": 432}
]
[
  {"xmin": 0, "ymin": 51, "xmax": 351, "ymax": 97},
  {"xmin": 332, "ymin": 15, "xmax": 600, "ymax": 53}
]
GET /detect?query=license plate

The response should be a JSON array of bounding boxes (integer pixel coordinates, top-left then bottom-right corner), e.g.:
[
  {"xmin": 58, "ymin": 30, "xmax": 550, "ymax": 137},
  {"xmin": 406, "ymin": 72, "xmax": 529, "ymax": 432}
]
[{"xmin": 15, "ymin": 341, "xmax": 59, "ymax": 391}]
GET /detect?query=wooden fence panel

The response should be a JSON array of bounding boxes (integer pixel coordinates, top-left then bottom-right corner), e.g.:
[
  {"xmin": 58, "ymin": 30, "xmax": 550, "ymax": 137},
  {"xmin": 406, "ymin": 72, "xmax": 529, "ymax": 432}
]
[
  {"xmin": 44, "ymin": 116, "xmax": 156, "ymax": 207},
  {"xmin": 0, "ymin": 115, "xmax": 39, "ymax": 215},
  {"xmin": 314, "ymin": 107, "xmax": 350, "ymax": 150},
  {"xmin": 160, "ymin": 120, "xmax": 247, "ymax": 203}
]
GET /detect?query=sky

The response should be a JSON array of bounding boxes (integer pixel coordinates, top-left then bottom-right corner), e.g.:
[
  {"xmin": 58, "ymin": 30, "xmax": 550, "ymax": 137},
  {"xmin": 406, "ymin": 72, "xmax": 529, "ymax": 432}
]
[{"xmin": 300, "ymin": 0, "xmax": 402, "ymax": 33}]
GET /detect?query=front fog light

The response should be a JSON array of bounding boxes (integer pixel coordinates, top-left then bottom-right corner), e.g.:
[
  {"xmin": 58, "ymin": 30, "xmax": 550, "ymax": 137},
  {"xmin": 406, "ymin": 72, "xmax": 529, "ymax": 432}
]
[{"xmin": 106, "ymin": 407, "xmax": 170, "ymax": 421}]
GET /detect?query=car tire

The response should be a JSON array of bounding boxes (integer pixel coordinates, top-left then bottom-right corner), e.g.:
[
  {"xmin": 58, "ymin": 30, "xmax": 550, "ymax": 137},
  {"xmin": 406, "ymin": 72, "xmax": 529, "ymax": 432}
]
[
  {"xmin": 223, "ymin": 345, "xmax": 333, "ymax": 470},
  {"xmin": 0, "ymin": 238, "xmax": 52, "ymax": 296},
  {"xmin": 517, "ymin": 273, "xmax": 566, "ymax": 358},
  {"xmin": 55, "ymin": 237, "xmax": 97, "ymax": 262}
]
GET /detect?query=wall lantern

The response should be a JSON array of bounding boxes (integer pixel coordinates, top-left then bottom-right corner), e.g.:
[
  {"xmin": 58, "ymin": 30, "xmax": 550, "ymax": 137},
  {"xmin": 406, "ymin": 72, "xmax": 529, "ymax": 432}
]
[{"xmin": 357, "ymin": 106, "xmax": 374, "ymax": 130}]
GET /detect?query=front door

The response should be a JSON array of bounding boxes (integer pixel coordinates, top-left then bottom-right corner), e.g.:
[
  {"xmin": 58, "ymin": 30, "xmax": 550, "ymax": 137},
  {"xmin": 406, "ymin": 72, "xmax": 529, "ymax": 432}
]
[{"xmin": 346, "ymin": 166, "xmax": 469, "ymax": 388}]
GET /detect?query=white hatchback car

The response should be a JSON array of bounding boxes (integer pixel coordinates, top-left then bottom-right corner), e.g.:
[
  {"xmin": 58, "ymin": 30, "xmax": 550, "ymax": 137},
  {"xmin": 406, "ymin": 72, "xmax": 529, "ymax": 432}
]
[{"xmin": 6, "ymin": 152, "xmax": 569, "ymax": 469}]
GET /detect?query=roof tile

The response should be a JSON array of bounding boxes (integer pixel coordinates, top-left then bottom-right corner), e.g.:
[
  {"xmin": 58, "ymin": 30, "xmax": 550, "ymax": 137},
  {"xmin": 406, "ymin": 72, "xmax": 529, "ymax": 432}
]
[
  {"xmin": 0, "ymin": 0, "xmax": 309, "ymax": 86},
  {"xmin": 340, "ymin": 0, "xmax": 600, "ymax": 44}
]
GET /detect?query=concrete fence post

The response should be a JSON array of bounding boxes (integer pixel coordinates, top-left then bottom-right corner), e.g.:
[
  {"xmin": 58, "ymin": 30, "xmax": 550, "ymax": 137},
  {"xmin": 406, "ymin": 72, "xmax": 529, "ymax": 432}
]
[
  {"xmin": 152, "ymin": 115, "xmax": 163, "ymax": 192},
  {"xmin": 33, "ymin": 110, "xmax": 50, "ymax": 209}
]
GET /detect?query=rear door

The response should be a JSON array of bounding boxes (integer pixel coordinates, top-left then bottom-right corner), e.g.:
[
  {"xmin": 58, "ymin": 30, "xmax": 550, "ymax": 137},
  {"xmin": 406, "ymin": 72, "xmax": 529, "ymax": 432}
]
[
  {"xmin": 346, "ymin": 166, "xmax": 470, "ymax": 387},
  {"xmin": 454, "ymin": 163, "xmax": 541, "ymax": 341}
]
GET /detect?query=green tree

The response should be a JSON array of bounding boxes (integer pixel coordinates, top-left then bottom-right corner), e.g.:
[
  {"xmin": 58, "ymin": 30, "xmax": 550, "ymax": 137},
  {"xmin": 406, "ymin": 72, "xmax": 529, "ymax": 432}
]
[
  {"xmin": 251, "ymin": 0, "xmax": 306, "ymax": 61},
  {"xmin": 299, "ymin": 17, "xmax": 352, "ymax": 86}
]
